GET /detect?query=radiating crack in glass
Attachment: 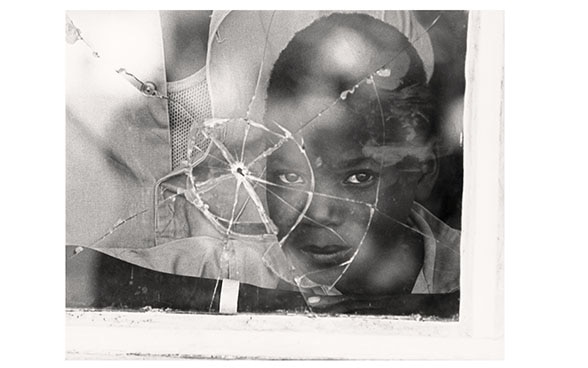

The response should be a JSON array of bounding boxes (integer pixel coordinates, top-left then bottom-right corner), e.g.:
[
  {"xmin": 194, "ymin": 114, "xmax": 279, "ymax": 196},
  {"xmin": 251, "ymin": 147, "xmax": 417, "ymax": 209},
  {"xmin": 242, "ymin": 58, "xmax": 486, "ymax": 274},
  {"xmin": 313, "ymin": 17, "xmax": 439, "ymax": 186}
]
[
  {"xmin": 246, "ymin": 126, "xmax": 290, "ymax": 169},
  {"xmin": 66, "ymin": 15, "xmax": 99, "ymax": 57},
  {"xmin": 155, "ymin": 96, "xmax": 278, "ymax": 237},
  {"xmin": 68, "ymin": 12, "xmax": 452, "ymax": 303},
  {"xmin": 67, "ymin": 208, "xmax": 150, "ymax": 258},
  {"xmin": 370, "ymin": 75, "xmax": 387, "ymax": 209},
  {"xmin": 94, "ymin": 209, "xmax": 148, "ymax": 244},
  {"xmin": 220, "ymin": 177, "xmax": 243, "ymax": 275},
  {"xmin": 168, "ymin": 98, "xmax": 277, "ymax": 234},
  {"xmin": 239, "ymin": 121, "xmax": 251, "ymax": 164},
  {"xmin": 233, "ymin": 166, "xmax": 267, "ymax": 224}
]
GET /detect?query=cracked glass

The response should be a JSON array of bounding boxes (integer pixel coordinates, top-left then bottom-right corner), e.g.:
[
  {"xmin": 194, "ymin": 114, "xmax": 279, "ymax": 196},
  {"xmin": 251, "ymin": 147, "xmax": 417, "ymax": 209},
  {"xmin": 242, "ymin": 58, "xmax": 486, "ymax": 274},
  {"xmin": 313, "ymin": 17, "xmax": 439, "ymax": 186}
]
[{"xmin": 66, "ymin": 10, "xmax": 466, "ymax": 318}]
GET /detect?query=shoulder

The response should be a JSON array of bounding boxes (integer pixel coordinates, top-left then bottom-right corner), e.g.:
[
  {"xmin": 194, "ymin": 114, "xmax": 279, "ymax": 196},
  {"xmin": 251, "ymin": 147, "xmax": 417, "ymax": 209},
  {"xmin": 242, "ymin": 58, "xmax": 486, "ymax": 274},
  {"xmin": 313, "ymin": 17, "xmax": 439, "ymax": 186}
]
[{"xmin": 411, "ymin": 202, "xmax": 460, "ymax": 293}]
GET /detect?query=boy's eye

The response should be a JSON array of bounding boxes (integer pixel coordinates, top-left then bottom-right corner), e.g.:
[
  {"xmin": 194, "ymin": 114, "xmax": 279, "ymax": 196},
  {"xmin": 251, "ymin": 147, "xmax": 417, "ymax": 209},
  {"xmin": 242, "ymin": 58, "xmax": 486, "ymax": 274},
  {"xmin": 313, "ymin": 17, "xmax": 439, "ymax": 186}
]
[
  {"xmin": 344, "ymin": 172, "xmax": 375, "ymax": 185},
  {"xmin": 277, "ymin": 172, "xmax": 305, "ymax": 185}
]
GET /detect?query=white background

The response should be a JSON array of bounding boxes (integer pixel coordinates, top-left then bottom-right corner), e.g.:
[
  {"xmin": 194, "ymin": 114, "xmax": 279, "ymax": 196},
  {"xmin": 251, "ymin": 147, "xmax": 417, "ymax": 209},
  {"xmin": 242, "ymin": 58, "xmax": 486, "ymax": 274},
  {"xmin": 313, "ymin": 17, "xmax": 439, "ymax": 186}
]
[{"xmin": 1, "ymin": 0, "xmax": 587, "ymax": 366}]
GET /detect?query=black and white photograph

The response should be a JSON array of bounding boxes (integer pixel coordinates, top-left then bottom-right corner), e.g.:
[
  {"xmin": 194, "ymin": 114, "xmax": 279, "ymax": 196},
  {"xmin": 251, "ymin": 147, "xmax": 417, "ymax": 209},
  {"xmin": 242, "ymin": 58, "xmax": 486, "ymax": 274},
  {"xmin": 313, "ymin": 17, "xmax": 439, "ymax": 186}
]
[
  {"xmin": 63, "ymin": 9, "xmax": 502, "ymax": 359},
  {"xmin": 12, "ymin": 1, "xmax": 588, "ymax": 365}
]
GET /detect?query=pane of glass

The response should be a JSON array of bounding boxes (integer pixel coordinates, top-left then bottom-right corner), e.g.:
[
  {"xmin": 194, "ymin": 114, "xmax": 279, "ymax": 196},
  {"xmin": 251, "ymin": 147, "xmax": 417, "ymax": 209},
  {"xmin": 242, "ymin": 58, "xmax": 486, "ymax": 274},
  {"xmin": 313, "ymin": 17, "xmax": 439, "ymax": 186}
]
[{"xmin": 66, "ymin": 10, "xmax": 465, "ymax": 317}]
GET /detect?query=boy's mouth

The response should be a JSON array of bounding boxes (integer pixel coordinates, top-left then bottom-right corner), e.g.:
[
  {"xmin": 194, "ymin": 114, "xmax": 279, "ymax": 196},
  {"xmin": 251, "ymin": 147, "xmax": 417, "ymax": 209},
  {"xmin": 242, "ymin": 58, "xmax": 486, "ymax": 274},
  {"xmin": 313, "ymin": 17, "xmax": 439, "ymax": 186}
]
[{"xmin": 299, "ymin": 244, "xmax": 354, "ymax": 268}]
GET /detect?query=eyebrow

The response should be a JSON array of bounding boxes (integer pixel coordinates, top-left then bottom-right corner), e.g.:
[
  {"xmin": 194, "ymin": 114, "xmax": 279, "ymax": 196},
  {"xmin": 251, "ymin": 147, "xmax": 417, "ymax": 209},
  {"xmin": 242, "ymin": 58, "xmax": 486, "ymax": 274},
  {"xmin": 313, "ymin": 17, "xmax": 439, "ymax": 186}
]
[{"xmin": 266, "ymin": 155, "xmax": 310, "ymax": 171}]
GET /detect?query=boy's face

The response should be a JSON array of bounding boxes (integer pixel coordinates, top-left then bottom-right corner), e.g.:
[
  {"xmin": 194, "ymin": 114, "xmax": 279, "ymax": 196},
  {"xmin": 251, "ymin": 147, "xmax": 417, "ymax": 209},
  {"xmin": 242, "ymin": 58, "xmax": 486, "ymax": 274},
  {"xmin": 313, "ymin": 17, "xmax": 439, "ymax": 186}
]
[{"xmin": 266, "ymin": 91, "xmax": 432, "ymax": 295}]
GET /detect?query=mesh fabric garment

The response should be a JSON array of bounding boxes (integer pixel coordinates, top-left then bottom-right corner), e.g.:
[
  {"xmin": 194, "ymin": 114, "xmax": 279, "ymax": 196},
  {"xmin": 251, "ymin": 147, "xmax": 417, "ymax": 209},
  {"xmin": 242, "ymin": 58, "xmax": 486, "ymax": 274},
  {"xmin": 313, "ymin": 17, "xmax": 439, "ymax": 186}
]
[{"xmin": 167, "ymin": 68, "xmax": 212, "ymax": 169}]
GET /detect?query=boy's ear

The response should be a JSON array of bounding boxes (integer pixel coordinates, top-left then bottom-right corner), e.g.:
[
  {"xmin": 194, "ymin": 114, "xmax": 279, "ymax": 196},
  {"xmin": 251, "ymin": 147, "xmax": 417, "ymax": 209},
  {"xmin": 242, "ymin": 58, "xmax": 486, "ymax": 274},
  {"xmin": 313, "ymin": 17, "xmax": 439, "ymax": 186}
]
[{"xmin": 415, "ymin": 148, "xmax": 439, "ymax": 202}]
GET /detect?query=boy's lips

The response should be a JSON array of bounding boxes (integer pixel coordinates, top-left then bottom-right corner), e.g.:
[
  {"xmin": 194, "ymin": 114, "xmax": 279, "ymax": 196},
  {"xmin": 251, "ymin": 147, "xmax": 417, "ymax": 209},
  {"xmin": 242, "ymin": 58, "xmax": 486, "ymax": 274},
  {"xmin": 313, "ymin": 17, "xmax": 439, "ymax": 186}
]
[{"xmin": 299, "ymin": 244, "xmax": 354, "ymax": 268}]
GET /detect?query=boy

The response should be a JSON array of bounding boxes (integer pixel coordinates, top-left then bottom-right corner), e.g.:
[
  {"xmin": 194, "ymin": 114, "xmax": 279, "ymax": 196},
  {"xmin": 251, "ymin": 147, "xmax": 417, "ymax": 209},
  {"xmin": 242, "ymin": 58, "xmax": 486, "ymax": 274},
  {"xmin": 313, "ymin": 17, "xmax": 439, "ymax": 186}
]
[{"xmin": 264, "ymin": 13, "xmax": 460, "ymax": 296}]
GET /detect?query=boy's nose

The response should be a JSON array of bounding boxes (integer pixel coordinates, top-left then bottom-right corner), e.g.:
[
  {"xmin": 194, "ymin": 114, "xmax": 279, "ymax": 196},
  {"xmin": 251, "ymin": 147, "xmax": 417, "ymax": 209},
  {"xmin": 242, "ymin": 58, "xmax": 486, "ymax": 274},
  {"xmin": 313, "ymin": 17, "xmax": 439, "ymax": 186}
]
[{"xmin": 304, "ymin": 193, "xmax": 344, "ymax": 228}]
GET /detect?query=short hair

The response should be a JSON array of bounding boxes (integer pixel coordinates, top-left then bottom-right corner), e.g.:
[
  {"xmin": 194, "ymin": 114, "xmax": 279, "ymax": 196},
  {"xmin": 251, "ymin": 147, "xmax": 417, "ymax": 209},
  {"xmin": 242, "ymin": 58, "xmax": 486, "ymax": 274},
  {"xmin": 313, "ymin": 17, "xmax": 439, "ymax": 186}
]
[{"xmin": 265, "ymin": 13, "xmax": 436, "ymax": 145}]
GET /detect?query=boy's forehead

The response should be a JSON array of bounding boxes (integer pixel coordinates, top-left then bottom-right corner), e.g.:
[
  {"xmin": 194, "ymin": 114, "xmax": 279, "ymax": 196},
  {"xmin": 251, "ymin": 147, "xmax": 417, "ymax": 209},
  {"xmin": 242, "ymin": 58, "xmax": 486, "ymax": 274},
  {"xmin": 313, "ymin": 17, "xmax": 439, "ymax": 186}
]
[
  {"xmin": 270, "ymin": 92, "xmax": 371, "ymax": 139},
  {"xmin": 279, "ymin": 102, "xmax": 374, "ymax": 166},
  {"xmin": 269, "ymin": 84, "xmax": 377, "ymax": 132}
]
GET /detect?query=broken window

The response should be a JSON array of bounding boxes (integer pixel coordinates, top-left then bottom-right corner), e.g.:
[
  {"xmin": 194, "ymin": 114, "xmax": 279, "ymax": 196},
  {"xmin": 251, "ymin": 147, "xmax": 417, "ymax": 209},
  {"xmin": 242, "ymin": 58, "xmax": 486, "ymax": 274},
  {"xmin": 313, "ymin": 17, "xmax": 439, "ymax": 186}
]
[{"xmin": 66, "ymin": 10, "xmax": 466, "ymax": 318}]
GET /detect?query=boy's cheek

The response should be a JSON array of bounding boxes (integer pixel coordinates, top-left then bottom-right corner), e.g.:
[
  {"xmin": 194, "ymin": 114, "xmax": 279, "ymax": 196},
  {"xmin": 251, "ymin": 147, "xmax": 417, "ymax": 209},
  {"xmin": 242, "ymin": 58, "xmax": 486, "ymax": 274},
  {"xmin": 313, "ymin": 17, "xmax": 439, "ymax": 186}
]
[{"xmin": 376, "ymin": 177, "xmax": 418, "ymax": 215}]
